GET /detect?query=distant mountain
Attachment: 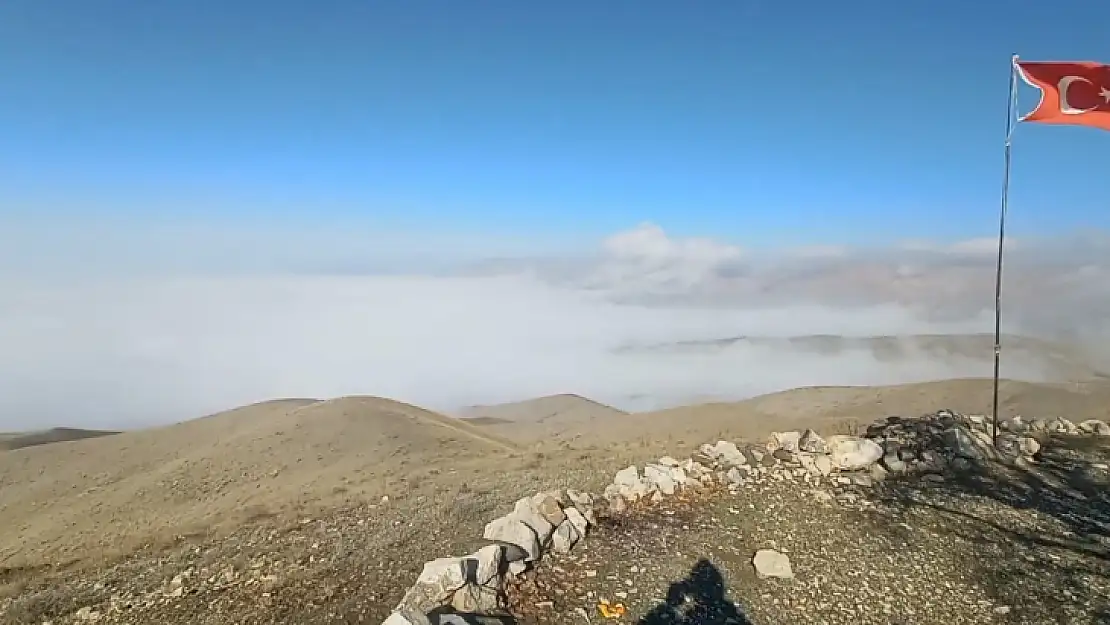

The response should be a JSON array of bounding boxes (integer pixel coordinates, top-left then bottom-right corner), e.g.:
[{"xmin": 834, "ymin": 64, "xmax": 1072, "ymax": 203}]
[
  {"xmin": 615, "ymin": 333, "xmax": 1110, "ymax": 382},
  {"xmin": 460, "ymin": 393, "xmax": 627, "ymax": 424},
  {"xmin": 0, "ymin": 427, "xmax": 120, "ymax": 451}
]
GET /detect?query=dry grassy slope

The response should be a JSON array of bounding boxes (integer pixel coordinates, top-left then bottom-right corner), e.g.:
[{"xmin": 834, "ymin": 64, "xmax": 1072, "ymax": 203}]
[
  {"xmin": 4, "ymin": 375, "xmax": 1109, "ymax": 575},
  {"xmin": 460, "ymin": 393, "xmax": 627, "ymax": 423},
  {"xmin": 459, "ymin": 393, "xmax": 628, "ymax": 442},
  {"xmin": 0, "ymin": 396, "xmax": 520, "ymax": 568},
  {"xmin": 582, "ymin": 378, "xmax": 1110, "ymax": 455}
]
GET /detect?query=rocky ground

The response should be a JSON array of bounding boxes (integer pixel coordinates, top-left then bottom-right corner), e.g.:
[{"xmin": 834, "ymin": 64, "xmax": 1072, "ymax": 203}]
[
  {"xmin": 504, "ymin": 420, "xmax": 1110, "ymax": 625},
  {"xmin": 2, "ymin": 411, "xmax": 1108, "ymax": 625},
  {"xmin": 0, "ymin": 456, "xmax": 622, "ymax": 625}
]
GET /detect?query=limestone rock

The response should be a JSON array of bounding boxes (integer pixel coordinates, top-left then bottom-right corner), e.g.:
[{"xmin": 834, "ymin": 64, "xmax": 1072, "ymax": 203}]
[
  {"xmin": 1079, "ymin": 419, "xmax": 1110, "ymax": 436},
  {"xmin": 564, "ymin": 506, "xmax": 589, "ymax": 537},
  {"xmin": 944, "ymin": 425, "xmax": 990, "ymax": 460},
  {"xmin": 644, "ymin": 464, "xmax": 677, "ymax": 495},
  {"xmin": 483, "ymin": 515, "xmax": 540, "ymax": 562},
  {"xmin": 465, "ymin": 544, "xmax": 504, "ymax": 586},
  {"xmin": 512, "ymin": 498, "xmax": 555, "ymax": 545},
  {"xmin": 669, "ymin": 465, "xmax": 688, "ymax": 486},
  {"xmin": 550, "ymin": 519, "xmax": 580, "ymax": 554},
  {"xmin": 614, "ymin": 465, "xmax": 640, "ymax": 488},
  {"xmin": 752, "ymin": 549, "xmax": 794, "ymax": 579},
  {"xmin": 383, "ymin": 610, "xmax": 432, "ymax": 625},
  {"xmin": 797, "ymin": 453, "xmax": 821, "ymax": 477},
  {"xmin": 397, "ymin": 557, "xmax": 468, "ymax": 613},
  {"xmin": 798, "ymin": 429, "xmax": 827, "ymax": 453},
  {"xmin": 565, "ymin": 488, "xmax": 593, "ymax": 508},
  {"xmin": 869, "ymin": 462, "xmax": 889, "ymax": 482},
  {"xmin": 705, "ymin": 440, "xmax": 747, "ymax": 467},
  {"xmin": 825, "ymin": 435, "xmax": 883, "ymax": 470},
  {"xmin": 530, "ymin": 493, "xmax": 567, "ymax": 527},
  {"xmin": 813, "ymin": 454, "xmax": 834, "ymax": 476},
  {"xmin": 771, "ymin": 431, "xmax": 802, "ymax": 452},
  {"xmin": 1049, "ymin": 417, "xmax": 1078, "ymax": 434},
  {"xmin": 451, "ymin": 582, "xmax": 502, "ymax": 612}
]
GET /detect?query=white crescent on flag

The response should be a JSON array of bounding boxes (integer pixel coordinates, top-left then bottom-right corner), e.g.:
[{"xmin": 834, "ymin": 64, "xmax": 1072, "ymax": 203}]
[{"xmin": 1058, "ymin": 75, "xmax": 1097, "ymax": 115}]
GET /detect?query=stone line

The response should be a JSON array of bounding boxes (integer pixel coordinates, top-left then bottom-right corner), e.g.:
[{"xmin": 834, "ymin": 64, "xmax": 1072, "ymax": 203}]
[{"xmin": 379, "ymin": 411, "xmax": 1110, "ymax": 624}]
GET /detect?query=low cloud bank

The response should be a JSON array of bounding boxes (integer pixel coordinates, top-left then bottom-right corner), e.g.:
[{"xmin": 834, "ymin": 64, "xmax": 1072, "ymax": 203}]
[{"xmin": 0, "ymin": 221, "xmax": 1107, "ymax": 430}]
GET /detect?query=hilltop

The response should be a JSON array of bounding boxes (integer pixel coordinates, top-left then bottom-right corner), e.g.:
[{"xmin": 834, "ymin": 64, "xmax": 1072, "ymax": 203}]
[
  {"xmin": 2, "ymin": 377, "xmax": 1110, "ymax": 624},
  {"xmin": 0, "ymin": 396, "xmax": 520, "ymax": 567},
  {"xmin": 459, "ymin": 394, "xmax": 628, "ymax": 441},
  {"xmin": 0, "ymin": 427, "xmax": 120, "ymax": 451}
]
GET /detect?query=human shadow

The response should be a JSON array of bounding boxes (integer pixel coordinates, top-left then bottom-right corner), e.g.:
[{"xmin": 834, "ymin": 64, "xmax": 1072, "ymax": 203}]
[
  {"xmin": 426, "ymin": 606, "xmax": 517, "ymax": 625},
  {"xmin": 637, "ymin": 558, "xmax": 753, "ymax": 625},
  {"xmin": 864, "ymin": 433, "xmax": 1110, "ymax": 622}
]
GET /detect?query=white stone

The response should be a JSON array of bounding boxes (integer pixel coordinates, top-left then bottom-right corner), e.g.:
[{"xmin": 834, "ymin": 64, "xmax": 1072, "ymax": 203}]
[
  {"xmin": 668, "ymin": 466, "xmax": 688, "ymax": 486},
  {"xmin": 466, "ymin": 544, "xmax": 504, "ymax": 586},
  {"xmin": 771, "ymin": 431, "xmax": 802, "ymax": 451},
  {"xmin": 825, "ymin": 435, "xmax": 883, "ymax": 470},
  {"xmin": 1079, "ymin": 419, "xmax": 1110, "ymax": 436},
  {"xmin": 644, "ymin": 464, "xmax": 677, "ymax": 495},
  {"xmin": 483, "ymin": 515, "xmax": 540, "ymax": 562},
  {"xmin": 711, "ymin": 440, "xmax": 747, "ymax": 466},
  {"xmin": 550, "ymin": 520, "xmax": 580, "ymax": 554},
  {"xmin": 752, "ymin": 549, "xmax": 794, "ymax": 579},
  {"xmin": 565, "ymin": 489, "xmax": 592, "ymax": 508},
  {"xmin": 614, "ymin": 465, "xmax": 640, "ymax": 487},
  {"xmin": 512, "ymin": 498, "xmax": 555, "ymax": 544},
  {"xmin": 564, "ymin": 506, "xmax": 590, "ymax": 537},
  {"xmin": 396, "ymin": 557, "xmax": 469, "ymax": 614}
]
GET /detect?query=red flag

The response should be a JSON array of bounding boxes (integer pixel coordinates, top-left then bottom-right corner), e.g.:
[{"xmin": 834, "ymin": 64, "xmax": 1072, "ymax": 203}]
[{"xmin": 1015, "ymin": 60, "xmax": 1110, "ymax": 131}]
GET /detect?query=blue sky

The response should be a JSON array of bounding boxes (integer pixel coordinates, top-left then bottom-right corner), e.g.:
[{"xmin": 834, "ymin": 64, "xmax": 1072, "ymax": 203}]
[{"xmin": 2, "ymin": 0, "xmax": 1107, "ymax": 251}]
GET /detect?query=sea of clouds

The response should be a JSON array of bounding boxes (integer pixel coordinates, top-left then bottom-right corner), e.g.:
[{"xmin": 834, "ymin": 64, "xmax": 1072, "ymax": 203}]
[{"xmin": 1, "ymin": 218, "xmax": 1108, "ymax": 429}]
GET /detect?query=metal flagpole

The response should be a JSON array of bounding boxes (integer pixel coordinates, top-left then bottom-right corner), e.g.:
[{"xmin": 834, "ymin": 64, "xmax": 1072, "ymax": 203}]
[{"xmin": 992, "ymin": 54, "xmax": 1020, "ymax": 443}]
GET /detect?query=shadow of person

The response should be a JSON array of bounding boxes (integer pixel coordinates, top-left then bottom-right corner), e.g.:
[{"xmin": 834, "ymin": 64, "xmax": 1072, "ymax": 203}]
[
  {"xmin": 425, "ymin": 606, "xmax": 517, "ymax": 625},
  {"xmin": 638, "ymin": 558, "xmax": 753, "ymax": 625}
]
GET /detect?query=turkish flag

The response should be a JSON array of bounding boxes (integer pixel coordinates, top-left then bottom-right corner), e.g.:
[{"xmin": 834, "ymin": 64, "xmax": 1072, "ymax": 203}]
[{"xmin": 1016, "ymin": 60, "xmax": 1110, "ymax": 131}]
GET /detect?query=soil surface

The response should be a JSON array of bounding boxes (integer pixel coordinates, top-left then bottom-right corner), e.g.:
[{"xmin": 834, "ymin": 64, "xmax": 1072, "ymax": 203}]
[
  {"xmin": 505, "ymin": 436, "xmax": 1110, "ymax": 625},
  {"xmin": 2, "ymin": 381, "xmax": 1110, "ymax": 625}
]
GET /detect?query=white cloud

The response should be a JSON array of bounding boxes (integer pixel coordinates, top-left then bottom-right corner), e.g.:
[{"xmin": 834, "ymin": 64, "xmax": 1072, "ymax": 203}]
[
  {"xmin": 895, "ymin": 236, "xmax": 1017, "ymax": 256},
  {"xmin": 0, "ymin": 219, "xmax": 1106, "ymax": 430},
  {"xmin": 575, "ymin": 223, "xmax": 747, "ymax": 297}
]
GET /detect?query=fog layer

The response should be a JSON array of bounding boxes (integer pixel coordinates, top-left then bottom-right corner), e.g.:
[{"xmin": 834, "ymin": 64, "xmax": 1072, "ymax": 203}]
[{"xmin": 1, "ymin": 221, "xmax": 1107, "ymax": 429}]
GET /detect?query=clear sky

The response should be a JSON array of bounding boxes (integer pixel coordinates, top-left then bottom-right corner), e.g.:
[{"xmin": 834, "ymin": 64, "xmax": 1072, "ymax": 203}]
[{"xmin": 2, "ymin": 0, "xmax": 1107, "ymax": 250}]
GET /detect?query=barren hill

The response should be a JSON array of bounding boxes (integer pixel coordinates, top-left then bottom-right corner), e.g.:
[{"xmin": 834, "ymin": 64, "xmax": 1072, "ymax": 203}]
[
  {"xmin": 0, "ymin": 427, "xmax": 120, "ymax": 451},
  {"xmin": 460, "ymin": 393, "xmax": 626, "ymax": 423},
  {"xmin": 4, "ymin": 379, "xmax": 1110, "ymax": 624},
  {"xmin": 587, "ymin": 377, "xmax": 1110, "ymax": 455},
  {"xmin": 0, "ymin": 396, "xmax": 520, "ymax": 568},
  {"xmin": 459, "ymin": 394, "xmax": 628, "ymax": 441}
]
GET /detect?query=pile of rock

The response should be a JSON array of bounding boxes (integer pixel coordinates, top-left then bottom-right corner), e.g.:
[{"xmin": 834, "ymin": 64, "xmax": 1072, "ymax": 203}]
[
  {"xmin": 383, "ymin": 489, "xmax": 598, "ymax": 624},
  {"xmin": 602, "ymin": 456, "xmax": 712, "ymax": 509},
  {"xmin": 383, "ymin": 412, "xmax": 1109, "ymax": 624},
  {"xmin": 861, "ymin": 410, "xmax": 1109, "ymax": 477},
  {"xmin": 1002, "ymin": 414, "xmax": 1110, "ymax": 437}
]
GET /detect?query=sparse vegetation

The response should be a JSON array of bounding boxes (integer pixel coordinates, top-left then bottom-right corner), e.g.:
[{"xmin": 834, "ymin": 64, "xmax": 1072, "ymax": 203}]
[{"xmin": 0, "ymin": 379, "xmax": 1108, "ymax": 623}]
